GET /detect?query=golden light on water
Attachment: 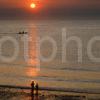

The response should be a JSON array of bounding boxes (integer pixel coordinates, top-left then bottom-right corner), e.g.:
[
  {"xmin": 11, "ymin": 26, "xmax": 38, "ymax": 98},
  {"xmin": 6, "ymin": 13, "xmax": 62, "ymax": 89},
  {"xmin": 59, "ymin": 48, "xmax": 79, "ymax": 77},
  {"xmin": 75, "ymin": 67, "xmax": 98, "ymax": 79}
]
[
  {"xmin": 28, "ymin": 27, "xmax": 39, "ymax": 66},
  {"xmin": 26, "ymin": 67, "xmax": 38, "ymax": 77},
  {"xmin": 26, "ymin": 25, "xmax": 40, "ymax": 78}
]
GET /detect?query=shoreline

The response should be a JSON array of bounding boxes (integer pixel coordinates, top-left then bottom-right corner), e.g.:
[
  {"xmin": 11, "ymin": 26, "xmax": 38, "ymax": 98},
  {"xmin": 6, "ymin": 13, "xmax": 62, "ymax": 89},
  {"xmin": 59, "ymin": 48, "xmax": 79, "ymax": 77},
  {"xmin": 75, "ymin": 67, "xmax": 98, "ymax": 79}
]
[
  {"xmin": 0, "ymin": 87, "xmax": 100, "ymax": 100},
  {"xmin": 0, "ymin": 88, "xmax": 86, "ymax": 100},
  {"xmin": 0, "ymin": 84, "xmax": 100, "ymax": 94}
]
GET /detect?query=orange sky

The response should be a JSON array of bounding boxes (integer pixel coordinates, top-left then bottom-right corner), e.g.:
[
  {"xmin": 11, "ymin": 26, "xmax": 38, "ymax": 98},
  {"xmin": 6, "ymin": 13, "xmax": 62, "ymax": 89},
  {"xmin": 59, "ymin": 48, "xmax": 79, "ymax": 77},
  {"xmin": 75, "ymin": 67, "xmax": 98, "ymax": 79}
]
[
  {"xmin": 0, "ymin": 0, "xmax": 100, "ymax": 9},
  {"xmin": 0, "ymin": 0, "xmax": 100, "ymax": 19}
]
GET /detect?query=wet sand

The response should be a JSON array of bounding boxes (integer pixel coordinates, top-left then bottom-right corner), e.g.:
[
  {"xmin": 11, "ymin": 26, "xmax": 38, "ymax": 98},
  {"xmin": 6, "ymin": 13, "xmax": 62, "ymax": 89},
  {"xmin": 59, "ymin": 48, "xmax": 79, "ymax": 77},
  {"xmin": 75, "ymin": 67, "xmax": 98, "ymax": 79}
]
[{"xmin": 0, "ymin": 88, "xmax": 100, "ymax": 100}]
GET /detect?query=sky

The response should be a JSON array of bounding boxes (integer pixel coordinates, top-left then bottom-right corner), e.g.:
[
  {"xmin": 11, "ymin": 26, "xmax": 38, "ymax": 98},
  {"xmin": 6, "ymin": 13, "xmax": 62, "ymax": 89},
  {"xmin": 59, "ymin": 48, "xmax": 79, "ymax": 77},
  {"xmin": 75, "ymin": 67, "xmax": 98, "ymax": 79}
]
[{"xmin": 0, "ymin": 0, "xmax": 100, "ymax": 19}]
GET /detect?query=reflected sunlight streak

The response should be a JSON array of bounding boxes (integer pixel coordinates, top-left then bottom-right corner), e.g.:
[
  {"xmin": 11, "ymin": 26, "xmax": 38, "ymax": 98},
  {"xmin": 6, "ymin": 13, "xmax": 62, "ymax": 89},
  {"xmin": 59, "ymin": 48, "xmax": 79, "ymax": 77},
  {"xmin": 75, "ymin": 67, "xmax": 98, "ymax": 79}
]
[{"xmin": 26, "ymin": 25, "xmax": 40, "ymax": 77}]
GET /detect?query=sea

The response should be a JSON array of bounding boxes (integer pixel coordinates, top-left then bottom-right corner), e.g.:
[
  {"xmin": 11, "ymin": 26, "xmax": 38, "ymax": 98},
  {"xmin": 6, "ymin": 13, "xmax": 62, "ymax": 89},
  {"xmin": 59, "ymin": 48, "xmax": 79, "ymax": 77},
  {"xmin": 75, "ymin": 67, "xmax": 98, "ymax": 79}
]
[{"xmin": 0, "ymin": 19, "xmax": 100, "ymax": 92}]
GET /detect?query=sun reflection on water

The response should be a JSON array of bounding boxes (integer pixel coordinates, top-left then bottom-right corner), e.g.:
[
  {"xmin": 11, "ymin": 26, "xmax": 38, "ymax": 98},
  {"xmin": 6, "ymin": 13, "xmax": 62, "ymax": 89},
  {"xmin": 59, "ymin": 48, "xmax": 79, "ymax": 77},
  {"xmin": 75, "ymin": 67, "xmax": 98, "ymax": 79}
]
[
  {"xmin": 26, "ymin": 25, "xmax": 40, "ymax": 77},
  {"xmin": 26, "ymin": 67, "xmax": 38, "ymax": 77}
]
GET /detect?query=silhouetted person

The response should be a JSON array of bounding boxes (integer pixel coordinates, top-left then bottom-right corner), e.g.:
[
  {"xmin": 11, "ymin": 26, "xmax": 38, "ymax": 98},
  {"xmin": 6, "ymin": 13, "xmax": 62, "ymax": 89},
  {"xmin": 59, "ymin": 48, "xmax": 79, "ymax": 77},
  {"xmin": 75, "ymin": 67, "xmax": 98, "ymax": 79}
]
[
  {"xmin": 36, "ymin": 83, "xmax": 39, "ymax": 96},
  {"xmin": 22, "ymin": 31, "xmax": 25, "ymax": 34},
  {"xmin": 18, "ymin": 32, "xmax": 21, "ymax": 34},
  {"xmin": 24, "ymin": 32, "xmax": 27, "ymax": 34},
  {"xmin": 31, "ymin": 81, "xmax": 35, "ymax": 99}
]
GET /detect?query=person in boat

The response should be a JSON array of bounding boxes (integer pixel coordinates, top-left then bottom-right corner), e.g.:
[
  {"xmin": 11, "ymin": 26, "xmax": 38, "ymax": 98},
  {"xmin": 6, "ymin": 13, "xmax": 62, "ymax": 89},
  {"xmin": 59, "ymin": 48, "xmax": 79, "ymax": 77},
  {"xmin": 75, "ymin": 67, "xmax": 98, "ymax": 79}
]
[
  {"xmin": 18, "ymin": 31, "xmax": 27, "ymax": 34},
  {"xmin": 18, "ymin": 32, "xmax": 22, "ymax": 34}
]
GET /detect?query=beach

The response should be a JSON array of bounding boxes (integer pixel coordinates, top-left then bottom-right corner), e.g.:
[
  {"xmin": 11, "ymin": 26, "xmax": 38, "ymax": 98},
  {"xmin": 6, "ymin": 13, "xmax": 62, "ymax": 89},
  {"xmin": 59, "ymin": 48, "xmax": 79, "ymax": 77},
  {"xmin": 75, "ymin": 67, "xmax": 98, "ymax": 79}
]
[
  {"xmin": 0, "ymin": 86, "xmax": 100, "ymax": 100},
  {"xmin": 0, "ymin": 88, "xmax": 88, "ymax": 100}
]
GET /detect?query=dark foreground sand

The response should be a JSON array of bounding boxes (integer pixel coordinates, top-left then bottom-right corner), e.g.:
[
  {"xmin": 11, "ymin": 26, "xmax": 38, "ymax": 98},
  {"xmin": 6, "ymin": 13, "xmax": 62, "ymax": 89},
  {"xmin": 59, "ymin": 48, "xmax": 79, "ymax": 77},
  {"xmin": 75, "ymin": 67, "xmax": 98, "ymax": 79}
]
[{"xmin": 0, "ymin": 88, "xmax": 100, "ymax": 100}]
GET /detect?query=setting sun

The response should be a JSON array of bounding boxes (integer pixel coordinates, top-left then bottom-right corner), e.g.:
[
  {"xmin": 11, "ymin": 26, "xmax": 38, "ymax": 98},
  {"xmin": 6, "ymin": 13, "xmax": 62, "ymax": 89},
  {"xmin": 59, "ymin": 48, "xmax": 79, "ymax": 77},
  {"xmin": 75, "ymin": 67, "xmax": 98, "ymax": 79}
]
[{"xmin": 30, "ymin": 3, "xmax": 36, "ymax": 9}]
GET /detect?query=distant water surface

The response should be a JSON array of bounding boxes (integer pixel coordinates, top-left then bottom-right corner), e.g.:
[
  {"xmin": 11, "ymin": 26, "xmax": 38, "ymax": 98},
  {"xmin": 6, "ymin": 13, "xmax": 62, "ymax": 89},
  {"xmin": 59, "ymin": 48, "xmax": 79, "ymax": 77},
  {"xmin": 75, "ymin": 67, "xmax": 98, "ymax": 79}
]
[{"xmin": 0, "ymin": 19, "xmax": 100, "ymax": 91}]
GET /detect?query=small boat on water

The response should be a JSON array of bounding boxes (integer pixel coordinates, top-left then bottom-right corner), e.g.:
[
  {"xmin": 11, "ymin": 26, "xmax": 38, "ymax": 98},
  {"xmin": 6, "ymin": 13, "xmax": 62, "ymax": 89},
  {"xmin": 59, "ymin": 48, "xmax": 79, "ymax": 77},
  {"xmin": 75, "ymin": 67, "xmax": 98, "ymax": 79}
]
[{"xmin": 18, "ymin": 31, "xmax": 27, "ymax": 34}]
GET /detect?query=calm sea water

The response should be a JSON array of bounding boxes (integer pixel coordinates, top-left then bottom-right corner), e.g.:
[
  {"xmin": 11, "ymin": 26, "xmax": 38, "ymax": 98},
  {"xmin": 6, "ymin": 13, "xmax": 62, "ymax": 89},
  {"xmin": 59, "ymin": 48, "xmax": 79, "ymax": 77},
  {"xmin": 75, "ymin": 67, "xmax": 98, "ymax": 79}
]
[{"xmin": 0, "ymin": 20, "xmax": 100, "ymax": 91}]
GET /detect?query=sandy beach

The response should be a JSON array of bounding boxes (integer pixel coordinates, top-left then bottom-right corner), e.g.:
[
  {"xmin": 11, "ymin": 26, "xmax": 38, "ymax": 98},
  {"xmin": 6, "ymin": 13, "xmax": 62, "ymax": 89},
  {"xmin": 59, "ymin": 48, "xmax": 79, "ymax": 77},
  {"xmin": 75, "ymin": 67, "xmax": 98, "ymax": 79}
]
[
  {"xmin": 0, "ymin": 89, "xmax": 85, "ymax": 100},
  {"xmin": 0, "ymin": 87, "xmax": 100, "ymax": 100}
]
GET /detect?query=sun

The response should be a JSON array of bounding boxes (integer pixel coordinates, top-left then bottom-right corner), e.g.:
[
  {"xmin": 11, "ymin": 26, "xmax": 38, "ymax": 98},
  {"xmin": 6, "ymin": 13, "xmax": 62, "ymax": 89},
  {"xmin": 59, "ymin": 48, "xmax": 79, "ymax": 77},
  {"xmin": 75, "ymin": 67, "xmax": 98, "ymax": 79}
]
[{"xmin": 30, "ymin": 3, "xmax": 36, "ymax": 9}]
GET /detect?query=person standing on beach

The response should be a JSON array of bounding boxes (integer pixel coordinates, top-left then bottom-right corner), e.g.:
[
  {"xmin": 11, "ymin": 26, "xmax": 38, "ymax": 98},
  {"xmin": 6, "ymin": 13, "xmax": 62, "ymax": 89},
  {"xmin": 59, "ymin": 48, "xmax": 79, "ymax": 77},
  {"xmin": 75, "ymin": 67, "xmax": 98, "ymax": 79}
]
[
  {"xmin": 36, "ymin": 83, "xmax": 39, "ymax": 96},
  {"xmin": 31, "ymin": 81, "xmax": 35, "ymax": 98}
]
